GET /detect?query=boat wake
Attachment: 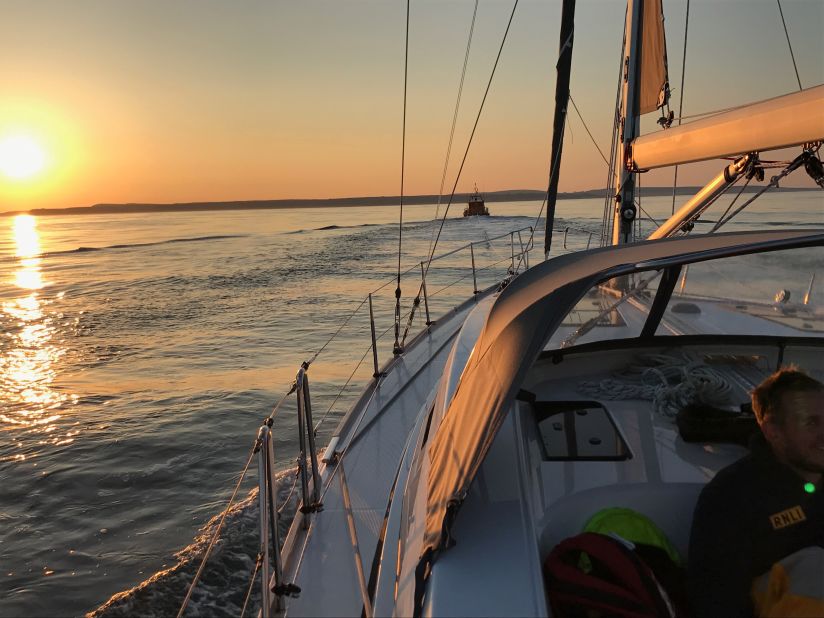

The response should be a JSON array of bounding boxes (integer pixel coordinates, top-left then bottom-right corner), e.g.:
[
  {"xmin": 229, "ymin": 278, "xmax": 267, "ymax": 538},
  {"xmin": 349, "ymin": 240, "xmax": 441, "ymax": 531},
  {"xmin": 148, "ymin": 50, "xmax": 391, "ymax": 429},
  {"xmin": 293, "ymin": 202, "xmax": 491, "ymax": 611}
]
[
  {"xmin": 0, "ymin": 235, "xmax": 247, "ymax": 263},
  {"xmin": 287, "ymin": 222, "xmax": 381, "ymax": 234},
  {"xmin": 87, "ymin": 468, "xmax": 299, "ymax": 618}
]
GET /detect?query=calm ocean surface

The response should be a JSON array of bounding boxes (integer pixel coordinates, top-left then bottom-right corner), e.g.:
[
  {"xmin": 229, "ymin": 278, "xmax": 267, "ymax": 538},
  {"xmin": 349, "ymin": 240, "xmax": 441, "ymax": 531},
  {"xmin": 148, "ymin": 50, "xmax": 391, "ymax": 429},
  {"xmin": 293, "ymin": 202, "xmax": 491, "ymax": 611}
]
[{"xmin": 1, "ymin": 192, "xmax": 822, "ymax": 617}]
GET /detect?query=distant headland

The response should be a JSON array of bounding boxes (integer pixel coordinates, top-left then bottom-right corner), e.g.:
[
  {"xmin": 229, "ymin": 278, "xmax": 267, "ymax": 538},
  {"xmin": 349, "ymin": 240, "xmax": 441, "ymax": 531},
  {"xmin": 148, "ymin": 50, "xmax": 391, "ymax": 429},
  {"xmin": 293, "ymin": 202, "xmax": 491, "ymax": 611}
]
[{"xmin": 0, "ymin": 186, "xmax": 813, "ymax": 217}]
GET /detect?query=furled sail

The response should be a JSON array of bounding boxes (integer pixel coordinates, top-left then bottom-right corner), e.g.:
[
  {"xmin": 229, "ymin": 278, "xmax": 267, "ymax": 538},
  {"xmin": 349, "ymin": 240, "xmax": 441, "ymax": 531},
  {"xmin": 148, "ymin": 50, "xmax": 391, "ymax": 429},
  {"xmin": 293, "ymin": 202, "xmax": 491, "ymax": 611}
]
[{"xmin": 639, "ymin": 0, "xmax": 669, "ymax": 114}]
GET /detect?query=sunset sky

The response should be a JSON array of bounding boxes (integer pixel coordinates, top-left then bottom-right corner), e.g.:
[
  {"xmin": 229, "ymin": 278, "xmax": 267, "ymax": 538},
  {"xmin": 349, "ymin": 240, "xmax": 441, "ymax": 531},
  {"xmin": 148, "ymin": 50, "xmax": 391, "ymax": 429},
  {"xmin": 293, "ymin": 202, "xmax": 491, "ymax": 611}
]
[{"xmin": 1, "ymin": 0, "xmax": 822, "ymax": 211}]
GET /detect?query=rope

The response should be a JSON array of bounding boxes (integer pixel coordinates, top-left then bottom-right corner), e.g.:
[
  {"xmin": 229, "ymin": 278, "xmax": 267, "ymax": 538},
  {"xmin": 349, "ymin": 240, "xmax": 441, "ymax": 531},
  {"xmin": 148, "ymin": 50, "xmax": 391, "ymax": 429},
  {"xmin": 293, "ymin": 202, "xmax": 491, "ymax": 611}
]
[
  {"xmin": 577, "ymin": 353, "xmax": 733, "ymax": 419},
  {"xmin": 671, "ymin": 0, "xmax": 690, "ymax": 215},
  {"xmin": 278, "ymin": 468, "xmax": 300, "ymax": 514},
  {"xmin": 569, "ymin": 94, "xmax": 609, "ymax": 167},
  {"xmin": 176, "ymin": 447, "xmax": 257, "ymax": 618},
  {"xmin": 776, "ymin": 0, "xmax": 803, "ymax": 91},
  {"xmin": 428, "ymin": 0, "xmax": 480, "ymax": 259},
  {"xmin": 393, "ymin": 0, "xmax": 411, "ymax": 354},
  {"xmin": 669, "ymin": 92, "xmax": 812, "ymax": 124},
  {"xmin": 239, "ymin": 553, "xmax": 262, "ymax": 618},
  {"xmin": 710, "ymin": 152, "xmax": 807, "ymax": 232}
]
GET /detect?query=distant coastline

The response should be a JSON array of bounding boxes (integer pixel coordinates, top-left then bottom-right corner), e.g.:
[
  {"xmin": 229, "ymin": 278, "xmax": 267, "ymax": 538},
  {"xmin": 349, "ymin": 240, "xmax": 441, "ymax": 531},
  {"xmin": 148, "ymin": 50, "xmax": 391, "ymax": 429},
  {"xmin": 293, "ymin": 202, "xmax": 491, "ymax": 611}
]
[{"xmin": 1, "ymin": 186, "xmax": 814, "ymax": 217}]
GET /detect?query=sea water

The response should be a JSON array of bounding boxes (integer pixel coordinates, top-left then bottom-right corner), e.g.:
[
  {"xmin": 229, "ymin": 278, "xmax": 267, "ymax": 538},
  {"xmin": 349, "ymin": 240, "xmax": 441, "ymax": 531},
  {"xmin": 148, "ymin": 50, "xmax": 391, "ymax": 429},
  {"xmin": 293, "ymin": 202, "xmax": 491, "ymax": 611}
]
[{"xmin": 1, "ymin": 192, "xmax": 821, "ymax": 617}]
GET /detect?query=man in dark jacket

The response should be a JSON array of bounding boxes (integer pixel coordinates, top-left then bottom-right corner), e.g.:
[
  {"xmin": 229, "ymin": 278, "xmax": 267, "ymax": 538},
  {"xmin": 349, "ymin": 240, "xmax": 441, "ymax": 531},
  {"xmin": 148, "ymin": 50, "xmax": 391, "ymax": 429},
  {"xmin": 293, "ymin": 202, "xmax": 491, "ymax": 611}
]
[{"xmin": 687, "ymin": 367, "xmax": 824, "ymax": 617}]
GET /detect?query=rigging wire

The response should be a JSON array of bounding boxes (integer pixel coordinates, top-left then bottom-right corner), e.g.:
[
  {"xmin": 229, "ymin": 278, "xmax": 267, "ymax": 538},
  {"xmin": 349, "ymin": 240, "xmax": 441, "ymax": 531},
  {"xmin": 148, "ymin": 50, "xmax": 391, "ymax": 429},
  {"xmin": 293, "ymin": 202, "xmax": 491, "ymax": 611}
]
[
  {"xmin": 422, "ymin": 0, "xmax": 520, "ymax": 278},
  {"xmin": 393, "ymin": 0, "xmax": 411, "ymax": 355},
  {"xmin": 428, "ymin": 0, "xmax": 480, "ymax": 259},
  {"xmin": 671, "ymin": 0, "xmax": 690, "ymax": 215},
  {"xmin": 307, "ymin": 297, "xmax": 369, "ymax": 367},
  {"xmin": 569, "ymin": 94, "xmax": 609, "ymax": 167},
  {"xmin": 776, "ymin": 0, "xmax": 803, "ymax": 91},
  {"xmin": 314, "ymin": 340, "xmax": 377, "ymax": 435},
  {"xmin": 239, "ymin": 554, "xmax": 262, "ymax": 618},
  {"xmin": 673, "ymin": 103, "xmax": 755, "ymax": 123},
  {"xmin": 176, "ymin": 448, "xmax": 257, "ymax": 618},
  {"xmin": 638, "ymin": 204, "xmax": 660, "ymax": 227},
  {"xmin": 712, "ymin": 175, "xmax": 752, "ymax": 231},
  {"xmin": 710, "ymin": 151, "xmax": 810, "ymax": 232},
  {"xmin": 602, "ymin": 12, "xmax": 627, "ymax": 247},
  {"xmin": 398, "ymin": 0, "xmax": 520, "ymax": 346}
]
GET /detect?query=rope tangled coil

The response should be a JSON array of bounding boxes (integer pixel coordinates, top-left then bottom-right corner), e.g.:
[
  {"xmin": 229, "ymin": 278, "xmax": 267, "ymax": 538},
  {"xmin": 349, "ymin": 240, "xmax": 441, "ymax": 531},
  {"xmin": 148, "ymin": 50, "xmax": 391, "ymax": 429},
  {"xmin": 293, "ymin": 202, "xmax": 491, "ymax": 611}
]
[{"xmin": 577, "ymin": 352, "xmax": 733, "ymax": 419}]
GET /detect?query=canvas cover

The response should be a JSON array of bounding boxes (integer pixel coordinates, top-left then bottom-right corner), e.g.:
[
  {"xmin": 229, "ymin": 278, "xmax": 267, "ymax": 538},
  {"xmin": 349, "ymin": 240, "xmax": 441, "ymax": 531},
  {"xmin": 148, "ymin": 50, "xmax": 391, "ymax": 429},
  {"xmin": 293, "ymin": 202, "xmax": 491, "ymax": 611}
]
[
  {"xmin": 639, "ymin": 0, "xmax": 669, "ymax": 114},
  {"xmin": 631, "ymin": 84, "xmax": 824, "ymax": 170},
  {"xmin": 422, "ymin": 230, "xmax": 824, "ymax": 558}
]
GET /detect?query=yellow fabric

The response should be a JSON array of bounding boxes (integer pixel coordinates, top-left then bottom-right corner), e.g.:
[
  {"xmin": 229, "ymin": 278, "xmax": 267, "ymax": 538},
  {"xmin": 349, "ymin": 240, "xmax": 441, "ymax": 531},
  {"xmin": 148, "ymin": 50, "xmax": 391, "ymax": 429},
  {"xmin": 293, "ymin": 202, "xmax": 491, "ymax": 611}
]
[{"xmin": 752, "ymin": 548, "xmax": 824, "ymax": 618}]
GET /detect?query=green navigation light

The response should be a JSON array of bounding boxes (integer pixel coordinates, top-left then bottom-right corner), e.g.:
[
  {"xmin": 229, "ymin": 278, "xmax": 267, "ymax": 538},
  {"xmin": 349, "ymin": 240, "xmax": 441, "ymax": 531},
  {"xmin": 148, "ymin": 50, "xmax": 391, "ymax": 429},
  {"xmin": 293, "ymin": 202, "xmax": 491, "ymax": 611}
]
[{"xmin": 804, "ymin": 482, "xmax": 816, "ymax": 494}]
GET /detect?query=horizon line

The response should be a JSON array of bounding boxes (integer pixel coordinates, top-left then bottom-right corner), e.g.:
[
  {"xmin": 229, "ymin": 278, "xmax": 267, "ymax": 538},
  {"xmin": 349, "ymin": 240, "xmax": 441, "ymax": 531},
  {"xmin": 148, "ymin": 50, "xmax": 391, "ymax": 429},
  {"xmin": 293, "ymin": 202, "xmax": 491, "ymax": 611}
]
[{"xmin": 1, "ymin": 185, "xmax": 814, "ymax": 218}]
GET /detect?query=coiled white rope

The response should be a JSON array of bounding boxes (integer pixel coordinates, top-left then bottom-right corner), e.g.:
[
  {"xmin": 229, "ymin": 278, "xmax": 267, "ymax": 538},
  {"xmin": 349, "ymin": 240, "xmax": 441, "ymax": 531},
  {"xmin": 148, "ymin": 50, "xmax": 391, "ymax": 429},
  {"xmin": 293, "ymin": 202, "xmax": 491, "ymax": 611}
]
[{"xmin": 577, "ymin": 352, "xmax": 733, "ymax": 419}]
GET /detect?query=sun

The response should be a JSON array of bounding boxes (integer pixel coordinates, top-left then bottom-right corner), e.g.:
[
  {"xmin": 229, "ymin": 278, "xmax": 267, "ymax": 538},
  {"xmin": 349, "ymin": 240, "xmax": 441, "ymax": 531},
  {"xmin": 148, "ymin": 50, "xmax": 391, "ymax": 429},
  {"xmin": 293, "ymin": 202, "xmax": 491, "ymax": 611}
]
[{"xmin": 0, "ymin": 134, "xmax": 48, "ymax": 180}]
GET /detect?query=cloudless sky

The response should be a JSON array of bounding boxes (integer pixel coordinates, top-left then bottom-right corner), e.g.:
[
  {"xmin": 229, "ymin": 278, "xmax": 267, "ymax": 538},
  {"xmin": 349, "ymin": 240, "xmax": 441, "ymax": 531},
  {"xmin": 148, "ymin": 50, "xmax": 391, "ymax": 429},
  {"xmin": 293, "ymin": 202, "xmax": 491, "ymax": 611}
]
[{"xmin": 1, "ymin": 0, "xmax": 822, "ymax": 210}]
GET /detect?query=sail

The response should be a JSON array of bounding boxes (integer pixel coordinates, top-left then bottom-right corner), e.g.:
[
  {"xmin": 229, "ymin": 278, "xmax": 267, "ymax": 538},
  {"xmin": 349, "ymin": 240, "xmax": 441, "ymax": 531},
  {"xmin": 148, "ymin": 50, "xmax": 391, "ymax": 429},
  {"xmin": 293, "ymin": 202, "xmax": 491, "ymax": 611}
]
[{"xmin": 639, "ymin": 0, "xmax": 669, "ymax": 114}]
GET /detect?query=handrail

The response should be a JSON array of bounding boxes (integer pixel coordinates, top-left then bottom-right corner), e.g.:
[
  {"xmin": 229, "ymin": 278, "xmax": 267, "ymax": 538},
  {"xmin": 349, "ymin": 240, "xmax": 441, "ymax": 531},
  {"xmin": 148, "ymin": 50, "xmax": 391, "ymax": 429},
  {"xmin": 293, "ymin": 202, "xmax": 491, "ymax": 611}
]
[
  {"xmin": 178, "ymin": 222, "xmax": 598, "ymax": 617},
  {"xmin": 368, "ymin": 225, "xmax": 535, "ymax": 297},
  {"xmin": 421, "ymin": 225, "xmax": 533, "ymax": 266}
]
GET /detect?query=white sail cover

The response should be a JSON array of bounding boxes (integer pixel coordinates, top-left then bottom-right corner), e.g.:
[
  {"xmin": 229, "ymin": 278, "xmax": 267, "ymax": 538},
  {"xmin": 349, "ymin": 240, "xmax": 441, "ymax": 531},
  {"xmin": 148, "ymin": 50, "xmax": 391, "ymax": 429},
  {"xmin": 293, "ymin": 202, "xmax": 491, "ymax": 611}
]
[
  {"xmin": 422, "ymin": 229, "xmax": 824, "ymax": 557},
  {"xmin": 639, "ymin": 0, "xmax": 669, "ymax": 114},
  {"xmin": 631, "ymin": 85, "xmax": 824, "ymax": 170}
]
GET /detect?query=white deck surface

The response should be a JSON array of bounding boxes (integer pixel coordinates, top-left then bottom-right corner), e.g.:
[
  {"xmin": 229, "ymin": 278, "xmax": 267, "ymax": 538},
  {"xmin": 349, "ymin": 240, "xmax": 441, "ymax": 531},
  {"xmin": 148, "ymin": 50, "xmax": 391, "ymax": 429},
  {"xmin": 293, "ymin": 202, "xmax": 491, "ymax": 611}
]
[{"xmin": 280, "ymin": 294, "xmax": 489, "ymax": 617}]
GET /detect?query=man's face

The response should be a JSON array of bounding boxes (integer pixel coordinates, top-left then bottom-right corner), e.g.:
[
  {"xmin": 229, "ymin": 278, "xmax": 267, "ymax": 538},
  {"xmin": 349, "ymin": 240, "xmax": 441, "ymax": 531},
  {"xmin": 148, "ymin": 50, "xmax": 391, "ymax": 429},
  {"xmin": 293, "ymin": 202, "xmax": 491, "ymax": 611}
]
[{"xmin": 765, "ymin": 390, "xmax": 824, "ymax": 479}]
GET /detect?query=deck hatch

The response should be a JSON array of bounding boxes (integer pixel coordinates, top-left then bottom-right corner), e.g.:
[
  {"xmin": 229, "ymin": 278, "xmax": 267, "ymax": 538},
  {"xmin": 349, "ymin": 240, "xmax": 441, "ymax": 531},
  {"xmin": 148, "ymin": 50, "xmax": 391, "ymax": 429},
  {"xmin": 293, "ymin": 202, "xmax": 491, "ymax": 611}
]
[{"xmin": 534, "ymin": 401, "xmax": 631, "ymax": 461}]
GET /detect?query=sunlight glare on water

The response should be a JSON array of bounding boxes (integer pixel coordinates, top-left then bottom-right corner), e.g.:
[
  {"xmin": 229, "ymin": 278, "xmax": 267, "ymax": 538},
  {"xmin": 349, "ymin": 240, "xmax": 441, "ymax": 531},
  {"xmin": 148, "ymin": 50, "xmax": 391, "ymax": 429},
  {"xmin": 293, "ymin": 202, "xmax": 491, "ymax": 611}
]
[
  {"xmin": 0, "ymin": 194, "xmax": 819, "ymax": 617},
  {"xmin": 1, "ymin": 215, "xmax": 73, "ymax": 461}
]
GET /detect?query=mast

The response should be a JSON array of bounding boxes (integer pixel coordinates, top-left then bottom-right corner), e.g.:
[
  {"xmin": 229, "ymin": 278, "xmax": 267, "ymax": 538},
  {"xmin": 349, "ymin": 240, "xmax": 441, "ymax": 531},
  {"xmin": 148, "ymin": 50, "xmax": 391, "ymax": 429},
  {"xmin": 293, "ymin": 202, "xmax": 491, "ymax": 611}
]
[
  {"xmin": 612, "ymin": 0, "xmax": 645, "ymax": 246},
  {"xmin": 544, "ymin": 0, "xmax": 576, "ymax": 257}
]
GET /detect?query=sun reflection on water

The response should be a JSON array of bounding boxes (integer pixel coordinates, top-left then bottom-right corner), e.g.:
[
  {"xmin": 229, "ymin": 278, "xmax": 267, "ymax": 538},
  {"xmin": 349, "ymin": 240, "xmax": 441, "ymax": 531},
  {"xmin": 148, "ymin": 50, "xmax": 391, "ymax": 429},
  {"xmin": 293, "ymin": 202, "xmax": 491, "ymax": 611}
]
[{"xmin": 1, "ymin": 215, "xmax": 73, "ymax": 461}]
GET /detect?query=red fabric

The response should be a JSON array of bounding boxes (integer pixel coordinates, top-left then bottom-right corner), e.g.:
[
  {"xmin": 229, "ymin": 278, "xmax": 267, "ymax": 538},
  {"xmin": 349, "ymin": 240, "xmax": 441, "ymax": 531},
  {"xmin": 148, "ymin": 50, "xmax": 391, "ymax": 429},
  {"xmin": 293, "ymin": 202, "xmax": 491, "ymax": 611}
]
[{"xmin": 544, "ymin": 532, "xmax": 673, "ymax": 618}]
